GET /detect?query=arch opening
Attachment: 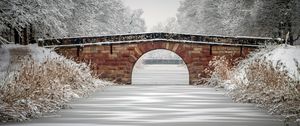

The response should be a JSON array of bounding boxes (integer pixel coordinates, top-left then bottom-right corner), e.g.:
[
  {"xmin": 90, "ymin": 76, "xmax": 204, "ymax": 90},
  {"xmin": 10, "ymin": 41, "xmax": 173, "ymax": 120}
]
[{"xmin": 132, "ymin": 49, "xmax": 189, "ymax": 85}]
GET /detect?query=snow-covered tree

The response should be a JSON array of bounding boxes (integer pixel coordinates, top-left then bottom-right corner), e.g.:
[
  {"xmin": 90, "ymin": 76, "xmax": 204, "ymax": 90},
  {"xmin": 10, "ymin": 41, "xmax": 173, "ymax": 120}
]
[
  {"xmin": 0, "ymin": 0, "xmax": 75, "ymax": 38},
  {"xmin": 176, "ymin": 0, "xmax": 300, "ymax": 43},
  {"xmin": 151, "ymin": 17, "xmax": 178, "ymax": 32},
  {"xmin": 177, "ymin": 0, "xmax": 205, "ymax": 34},
  {"xmin": 125, "ymin": 9, "xmax": 146, "ymax": 34},
  {"xmin": 253, "ymin": 0, "xmax": 300, "ymax": 44},
  {"xmin": 218, "ymin": 0, "xmax": 256, "ymax": 36},
  {"xmin": 0, "ymin": 0, "xmax": 146, "ymax": 43},
  {"xmin": 177, "ymin": 0, "xmax": 255, "ymax": 36}
]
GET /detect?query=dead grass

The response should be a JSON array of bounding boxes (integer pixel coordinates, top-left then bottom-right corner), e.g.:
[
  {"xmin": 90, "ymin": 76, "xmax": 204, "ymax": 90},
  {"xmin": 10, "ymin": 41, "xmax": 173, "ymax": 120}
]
[
  {"xmin": 200, "ymin": 56, "xmax": 233, "ymax": 86},
  {"xmin": 230, "ymin": 57, "xmax": 300, "ymax": 121},
  {"xmin": 0, "ymin": 56, "xmax": 105, "ymax": 122},
  {"xmin": 202, "ymin": 49, "xmax": 300, "ymax": 121}
]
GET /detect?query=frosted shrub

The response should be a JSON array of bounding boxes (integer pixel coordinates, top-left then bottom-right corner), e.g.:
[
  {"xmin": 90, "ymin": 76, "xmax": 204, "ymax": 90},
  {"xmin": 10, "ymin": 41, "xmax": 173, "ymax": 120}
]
[
  {"xmin": 203, "ymin": 45, "xmax": 300, "ymax": 121},
  {"xmin": 202, "ymin": 56, "xmax": 233, "ymax": 87},
  {"xmin": 230, "ymin": 57, "xmax": 300, "ymax": 121},
  {"xmin": 0, "ymin": 56, "xmax": 107, "ymax": 122}
]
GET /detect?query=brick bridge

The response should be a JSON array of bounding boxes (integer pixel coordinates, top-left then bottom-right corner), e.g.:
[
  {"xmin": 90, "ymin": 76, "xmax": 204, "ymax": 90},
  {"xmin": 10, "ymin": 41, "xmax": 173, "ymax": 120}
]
[{"xmin": 40, "ymin": 33, "xmax": 278, "ymax": 84}]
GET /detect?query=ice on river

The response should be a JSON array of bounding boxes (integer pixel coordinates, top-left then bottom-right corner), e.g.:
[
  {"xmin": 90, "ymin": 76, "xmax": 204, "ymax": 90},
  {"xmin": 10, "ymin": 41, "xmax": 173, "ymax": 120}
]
[{"xmin": 132, "ymin": 64, "xmax": 189, "ymax": 85}]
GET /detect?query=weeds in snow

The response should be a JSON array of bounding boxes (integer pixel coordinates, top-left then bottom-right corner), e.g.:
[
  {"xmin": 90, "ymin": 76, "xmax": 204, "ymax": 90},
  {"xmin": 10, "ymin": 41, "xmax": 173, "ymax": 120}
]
[
  {"xmin": 0, "ymin": 55, "xmax": 109, "ymax": 122},
  {"xmin": 231, "ymin": 58, "xmax": 300, "ymax": 120},
  {"xmin": 203, "ymin": 46, "xmax": 300, "ymax": 122},
  {"xmin": 201, "ymin": 56, "xmax": 235, "ymax": 87}
]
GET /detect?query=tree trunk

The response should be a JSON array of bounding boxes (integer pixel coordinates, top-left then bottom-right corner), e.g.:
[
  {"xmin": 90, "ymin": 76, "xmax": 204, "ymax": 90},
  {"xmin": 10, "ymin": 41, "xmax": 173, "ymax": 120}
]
[{"xmin": 14, "ymin": 28, "xmax": 20, "ymax": 44}]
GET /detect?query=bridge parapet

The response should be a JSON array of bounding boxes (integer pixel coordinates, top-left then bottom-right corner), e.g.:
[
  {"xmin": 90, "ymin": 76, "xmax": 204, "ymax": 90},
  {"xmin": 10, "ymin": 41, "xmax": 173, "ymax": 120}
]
[{"xmin": 40, "ymin": 32, "xmax": 281, "ymax": 47}]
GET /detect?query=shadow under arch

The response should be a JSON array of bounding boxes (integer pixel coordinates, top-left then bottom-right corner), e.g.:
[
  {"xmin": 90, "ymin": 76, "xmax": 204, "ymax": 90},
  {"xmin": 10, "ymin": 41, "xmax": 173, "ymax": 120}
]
[{"xmin": 131, "ymin": 48, "xmax": 190, "ymax": 85}]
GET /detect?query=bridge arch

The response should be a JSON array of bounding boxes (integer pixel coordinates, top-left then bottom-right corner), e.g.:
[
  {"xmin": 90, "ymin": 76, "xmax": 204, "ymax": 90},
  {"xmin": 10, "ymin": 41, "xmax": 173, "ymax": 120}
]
[
  {"xmin": 131, "ymin": 48, "xmax": 190, "ymax": 85},
  {"xmin": 123, "ymin": 41, "xmax": 215, "ymax": 84}
]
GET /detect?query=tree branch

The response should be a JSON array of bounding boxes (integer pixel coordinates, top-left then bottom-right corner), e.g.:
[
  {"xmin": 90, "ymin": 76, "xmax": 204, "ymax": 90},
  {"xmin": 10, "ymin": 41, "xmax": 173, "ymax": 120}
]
[{"xmin": 0, "ymin": 36, "xmax": 13, "ymax": 44}]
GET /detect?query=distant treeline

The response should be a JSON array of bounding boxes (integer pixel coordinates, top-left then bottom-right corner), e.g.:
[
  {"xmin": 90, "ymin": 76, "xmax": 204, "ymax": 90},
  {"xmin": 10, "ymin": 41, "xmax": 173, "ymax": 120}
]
[{"xmin": 143, "ymin": 59, "xmax": 183, "ymax": 65}]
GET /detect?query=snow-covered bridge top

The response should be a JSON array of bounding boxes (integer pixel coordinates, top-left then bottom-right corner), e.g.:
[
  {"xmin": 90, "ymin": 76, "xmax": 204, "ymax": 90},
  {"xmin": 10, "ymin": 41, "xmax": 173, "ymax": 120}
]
[{"xmin": 40, "ymin": 32, "xmax": 281, "ymax": 47}]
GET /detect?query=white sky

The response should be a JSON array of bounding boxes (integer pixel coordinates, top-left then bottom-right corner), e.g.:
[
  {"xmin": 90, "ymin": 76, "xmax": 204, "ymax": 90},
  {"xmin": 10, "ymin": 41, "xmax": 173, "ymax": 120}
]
[{"xmin": 122, "ymin": 0, "xmax": 181, "ymax": 31}]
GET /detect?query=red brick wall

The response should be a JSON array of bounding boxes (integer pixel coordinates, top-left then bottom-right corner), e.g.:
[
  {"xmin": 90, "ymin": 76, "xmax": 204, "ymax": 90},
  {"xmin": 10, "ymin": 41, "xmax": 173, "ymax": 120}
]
[{"xmin": 56, "ymin": 40, "xmax": 255, "ymax": 84}]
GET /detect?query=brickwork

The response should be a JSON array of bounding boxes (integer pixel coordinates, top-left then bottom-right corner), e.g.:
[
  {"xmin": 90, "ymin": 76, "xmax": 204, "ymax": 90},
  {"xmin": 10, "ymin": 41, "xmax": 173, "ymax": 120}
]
[{"xmin": 55, "ymin": 40, "xmax": 256, "ymax": 84}]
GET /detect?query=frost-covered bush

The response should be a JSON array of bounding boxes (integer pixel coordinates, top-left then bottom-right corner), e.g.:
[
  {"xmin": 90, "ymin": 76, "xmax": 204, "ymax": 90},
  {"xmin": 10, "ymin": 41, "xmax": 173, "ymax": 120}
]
[
  {"xmin": 230, "ymin": 57, "xmax": 300, "ymax": 120},
  {"xmin": 201, "ymin": 56, "xmax": 234, "ymax": 87},
  {"xmin": 0, "ymin": 45, "xmax": 111, "ymax": 122},
  {"xmin": 203, "ymin": 45, "xmax": 300, "ymax": 121},
  {"xmin": 229, "ymin": 45, "xmax": 300, "ymax": 121}
]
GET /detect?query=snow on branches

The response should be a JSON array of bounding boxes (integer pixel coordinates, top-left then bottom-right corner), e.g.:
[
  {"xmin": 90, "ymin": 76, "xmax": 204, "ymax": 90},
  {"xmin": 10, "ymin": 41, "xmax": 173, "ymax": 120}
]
[{"xmin": 0, "ymin": 0, "xmax": 146, "ymax": 39}]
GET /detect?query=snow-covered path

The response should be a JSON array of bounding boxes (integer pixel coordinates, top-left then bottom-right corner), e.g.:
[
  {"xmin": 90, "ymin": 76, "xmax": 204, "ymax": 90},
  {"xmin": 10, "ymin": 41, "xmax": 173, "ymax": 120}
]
[{"xmin": 4, "ymin": 85, "xmax": 286, "ymax": 126}]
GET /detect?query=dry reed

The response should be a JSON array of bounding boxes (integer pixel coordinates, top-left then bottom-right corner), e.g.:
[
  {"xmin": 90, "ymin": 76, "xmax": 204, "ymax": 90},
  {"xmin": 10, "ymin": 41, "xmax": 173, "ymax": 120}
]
[{"xmin": 0, "ymin": 56, "xmax": 107, "ymax": 122}]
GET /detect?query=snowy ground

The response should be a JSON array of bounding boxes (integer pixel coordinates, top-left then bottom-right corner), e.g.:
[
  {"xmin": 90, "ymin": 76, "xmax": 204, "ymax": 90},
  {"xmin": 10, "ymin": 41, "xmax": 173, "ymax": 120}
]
[
  {"xmin": 230, "ymin": 44, "xmax": 300, "ymax": 85},
  {"xmin": 265, "ymin": 45, "xmax": 300, "ymax": 78},
  {"xmin": 3, "ymin": 85, "xmax": 291, "ymax": 126}
]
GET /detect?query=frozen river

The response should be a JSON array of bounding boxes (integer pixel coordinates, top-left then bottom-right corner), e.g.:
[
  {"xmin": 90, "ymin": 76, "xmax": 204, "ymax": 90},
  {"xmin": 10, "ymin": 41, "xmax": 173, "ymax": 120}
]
[
  {"xmin": 132, "ymin": 64, "xmax": 189, "ymax": 85},
  {"xmin": 4, "ymin": 85, "xmax": 289, "ymax": 126}
]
